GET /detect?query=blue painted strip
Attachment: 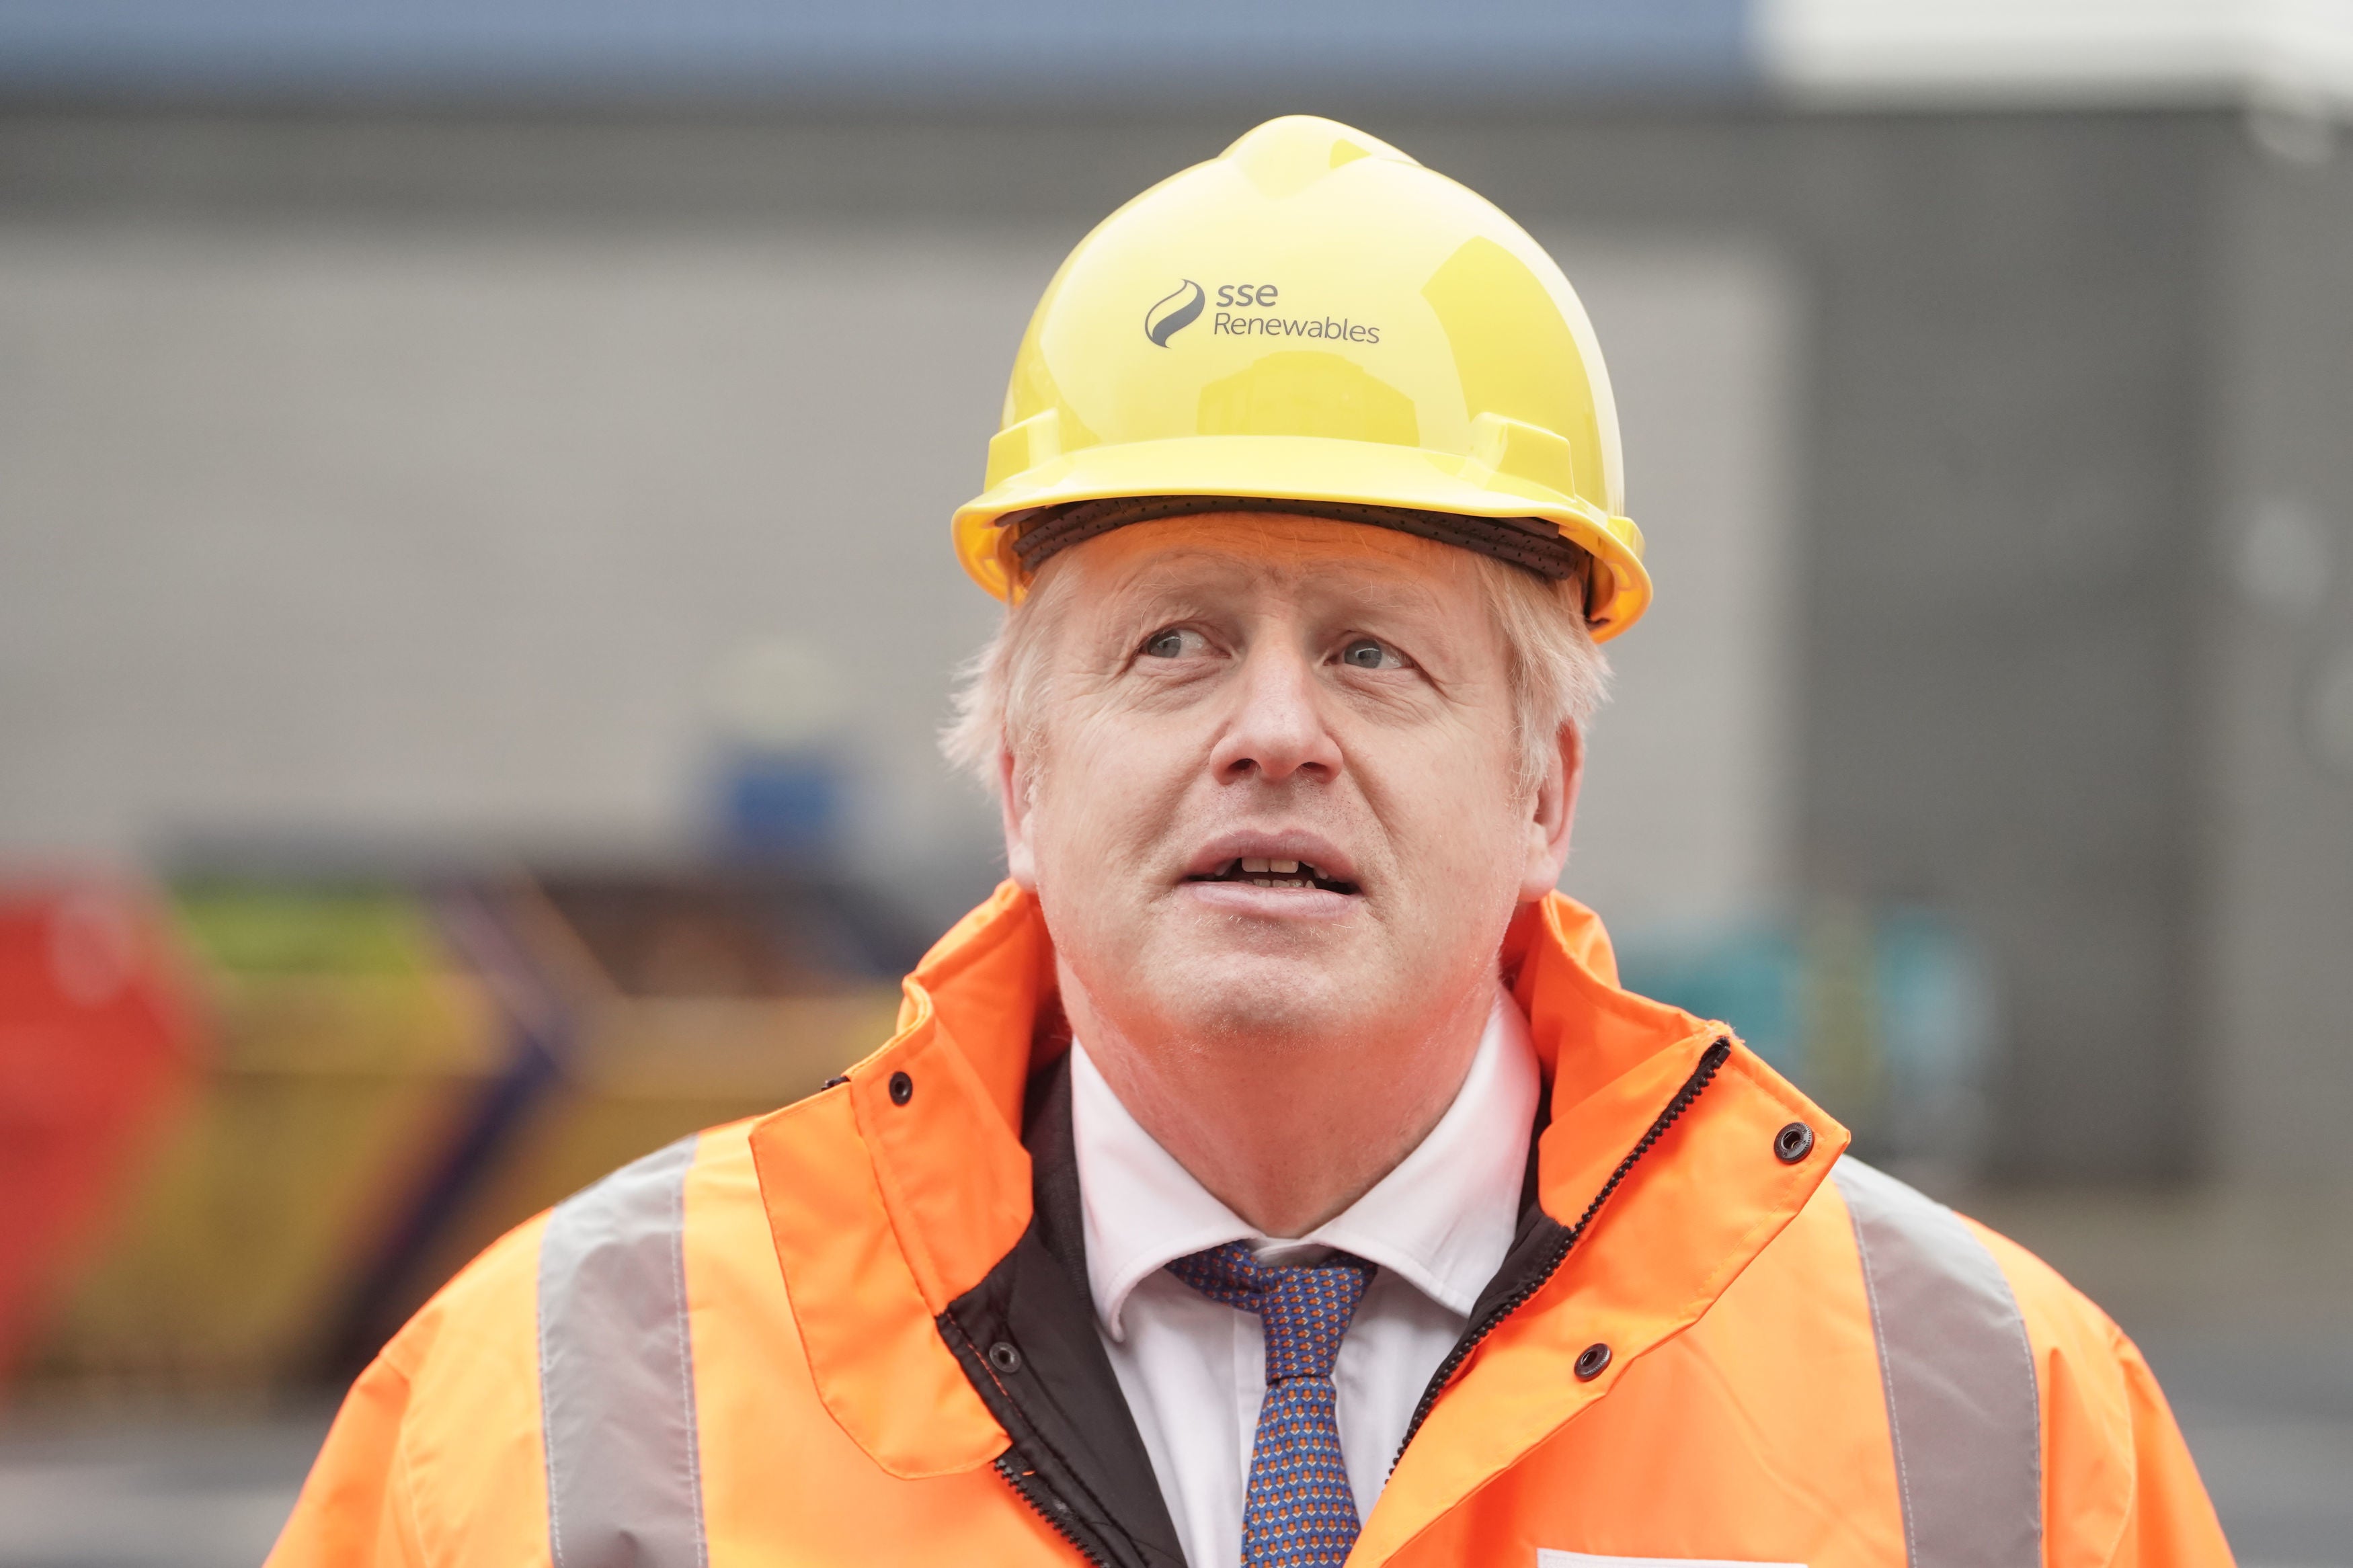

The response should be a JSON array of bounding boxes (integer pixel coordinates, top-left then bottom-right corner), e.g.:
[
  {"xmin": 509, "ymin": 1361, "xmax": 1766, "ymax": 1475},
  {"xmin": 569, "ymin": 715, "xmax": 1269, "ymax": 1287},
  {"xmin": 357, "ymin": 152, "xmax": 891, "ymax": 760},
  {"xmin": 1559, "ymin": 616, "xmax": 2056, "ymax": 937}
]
[{"xmin": 0, "ymin": 0, "xmax": 1755, "ymax": 95}]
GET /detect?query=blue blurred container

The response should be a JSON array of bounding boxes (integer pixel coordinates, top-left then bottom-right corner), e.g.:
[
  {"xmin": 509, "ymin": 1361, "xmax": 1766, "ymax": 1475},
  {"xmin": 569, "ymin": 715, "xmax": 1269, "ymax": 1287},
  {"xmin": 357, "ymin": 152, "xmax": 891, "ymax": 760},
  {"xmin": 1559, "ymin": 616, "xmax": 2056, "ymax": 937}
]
[
  {"xmin": 1613, "ymin": 902, "xmax": 1995, "ymax": 1180},
  {"xmin": 717, "ymin": 744, "xmax": 847, "ymax": 865}
]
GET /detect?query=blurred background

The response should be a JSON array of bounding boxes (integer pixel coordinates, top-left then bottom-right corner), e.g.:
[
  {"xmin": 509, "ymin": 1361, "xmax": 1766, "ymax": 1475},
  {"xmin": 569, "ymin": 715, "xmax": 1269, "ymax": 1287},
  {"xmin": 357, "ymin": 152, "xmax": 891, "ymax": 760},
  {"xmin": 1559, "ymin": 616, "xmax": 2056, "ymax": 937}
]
[{"xmin": 3, "ymin": 2, "xmax": 2351, "ymax": 1563}]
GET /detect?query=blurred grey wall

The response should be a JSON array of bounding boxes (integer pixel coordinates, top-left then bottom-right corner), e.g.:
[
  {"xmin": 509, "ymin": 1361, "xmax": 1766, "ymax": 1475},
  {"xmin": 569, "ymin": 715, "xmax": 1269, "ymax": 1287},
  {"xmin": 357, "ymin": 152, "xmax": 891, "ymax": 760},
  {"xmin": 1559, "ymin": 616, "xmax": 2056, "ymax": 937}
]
[
  {"xmin": 0, "ymin": 223, "xmax": 1043, "ymax": 925},
  {"xmin": 0, "ymin": 208, "xmax": 1799, "ymax": 950},
  {"xmin": 2, "ymin": 106, "xmax": 2348, "ymax": 1184},
  {"xmin": 2212, "ymin": 144, "xmax": 2353, "ymax": 1188}
]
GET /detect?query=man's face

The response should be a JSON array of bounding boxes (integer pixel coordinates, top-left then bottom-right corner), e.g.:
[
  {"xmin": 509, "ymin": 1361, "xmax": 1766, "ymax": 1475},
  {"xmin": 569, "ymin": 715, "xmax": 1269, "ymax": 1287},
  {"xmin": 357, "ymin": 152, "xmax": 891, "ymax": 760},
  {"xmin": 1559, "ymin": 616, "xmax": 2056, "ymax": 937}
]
[{"xmin": 1000, "ymin": 511, "xmax": 1578, "ymax": 1059}]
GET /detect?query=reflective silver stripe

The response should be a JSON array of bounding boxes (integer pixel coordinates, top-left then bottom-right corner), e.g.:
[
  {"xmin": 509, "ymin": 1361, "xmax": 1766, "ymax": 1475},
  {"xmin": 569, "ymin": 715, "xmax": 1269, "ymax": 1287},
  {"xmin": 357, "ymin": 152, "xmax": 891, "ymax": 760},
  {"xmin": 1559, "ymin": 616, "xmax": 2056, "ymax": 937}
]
[
  {"xmin": 538, "ymin": 1134, "xmax": 709, "ymax": 1568},
  {"xmin": 1834, "ymin": 1157, "xmax": 2041, "ymax": 1568}
]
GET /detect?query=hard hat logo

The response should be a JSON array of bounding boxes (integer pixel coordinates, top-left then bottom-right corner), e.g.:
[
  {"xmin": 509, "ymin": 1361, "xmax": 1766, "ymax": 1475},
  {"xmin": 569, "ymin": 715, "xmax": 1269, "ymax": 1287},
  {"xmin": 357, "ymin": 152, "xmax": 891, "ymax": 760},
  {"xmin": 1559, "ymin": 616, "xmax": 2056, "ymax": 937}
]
[{"xmin": 1144, "ymin": 280, "xmax": 1205, "ymax": 347}]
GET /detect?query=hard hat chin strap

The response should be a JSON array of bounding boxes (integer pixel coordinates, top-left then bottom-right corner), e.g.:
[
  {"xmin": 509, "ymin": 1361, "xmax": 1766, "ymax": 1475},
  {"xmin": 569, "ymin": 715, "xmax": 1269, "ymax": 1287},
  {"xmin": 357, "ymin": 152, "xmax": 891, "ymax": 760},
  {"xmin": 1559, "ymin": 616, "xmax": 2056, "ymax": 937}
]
[{"xmin": 1006, "ymin": 494, "xmax": 1593, "ymax": 599}]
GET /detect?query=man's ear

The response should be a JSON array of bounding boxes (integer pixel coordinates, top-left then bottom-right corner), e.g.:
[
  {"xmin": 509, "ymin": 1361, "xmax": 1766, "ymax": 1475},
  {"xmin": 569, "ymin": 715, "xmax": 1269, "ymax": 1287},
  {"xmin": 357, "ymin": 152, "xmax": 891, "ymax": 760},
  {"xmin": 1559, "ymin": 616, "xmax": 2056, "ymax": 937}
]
[
  {"xmin": 1519, "ymin": 721, "xmax": 1584, "ymax": 903},
  {"xmin": 998, "ymin": 746, "xmax": 1039, "ymax": 891}
]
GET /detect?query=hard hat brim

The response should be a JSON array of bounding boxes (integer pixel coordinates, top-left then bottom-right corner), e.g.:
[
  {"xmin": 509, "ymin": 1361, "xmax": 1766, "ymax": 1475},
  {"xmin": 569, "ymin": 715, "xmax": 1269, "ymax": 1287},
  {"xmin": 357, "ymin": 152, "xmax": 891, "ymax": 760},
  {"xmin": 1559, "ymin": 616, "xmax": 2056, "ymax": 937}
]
[{"xmin": 952, "ymin": 435, "xmax": 1652, "ymax": 641}]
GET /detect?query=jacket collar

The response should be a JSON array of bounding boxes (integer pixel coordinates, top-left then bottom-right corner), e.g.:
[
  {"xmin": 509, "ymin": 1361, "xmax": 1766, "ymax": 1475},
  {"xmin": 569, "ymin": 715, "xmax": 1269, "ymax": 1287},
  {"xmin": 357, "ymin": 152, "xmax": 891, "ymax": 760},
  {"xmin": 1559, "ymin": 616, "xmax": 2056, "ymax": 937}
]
[{"xmin": 750, "ymin": 885, "xmax": 1846, "ymax": 1555}]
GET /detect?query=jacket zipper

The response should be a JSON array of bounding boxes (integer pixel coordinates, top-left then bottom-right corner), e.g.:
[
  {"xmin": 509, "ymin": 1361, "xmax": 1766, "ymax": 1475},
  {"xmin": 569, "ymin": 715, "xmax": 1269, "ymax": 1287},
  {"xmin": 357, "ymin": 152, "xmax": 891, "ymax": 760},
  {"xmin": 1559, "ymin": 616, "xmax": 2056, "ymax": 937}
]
[
  {"xmin": 943, "ymin": 1298, "xmax": 1120, "ymax": 1568},
  {"xmin": 1393, "ymin": 1035, "xmax": 1733, "ymax": 1463},
  {"xmin": 996, "ymin": 1451, "xmax": 1115, "ymax": 1568}
]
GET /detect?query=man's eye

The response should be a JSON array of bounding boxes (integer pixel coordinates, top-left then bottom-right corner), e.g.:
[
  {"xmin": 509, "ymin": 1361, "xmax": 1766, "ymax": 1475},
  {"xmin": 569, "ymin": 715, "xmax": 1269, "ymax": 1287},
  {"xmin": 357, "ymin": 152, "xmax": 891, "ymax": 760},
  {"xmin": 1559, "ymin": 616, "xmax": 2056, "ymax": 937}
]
[
  {"xmin": 1144, "ymin": 628, "xmax": 1203, "ymax": 659},
  {"xmin": 1339, "ymin": 638, "xmax": 1402, "ymax": 670}
]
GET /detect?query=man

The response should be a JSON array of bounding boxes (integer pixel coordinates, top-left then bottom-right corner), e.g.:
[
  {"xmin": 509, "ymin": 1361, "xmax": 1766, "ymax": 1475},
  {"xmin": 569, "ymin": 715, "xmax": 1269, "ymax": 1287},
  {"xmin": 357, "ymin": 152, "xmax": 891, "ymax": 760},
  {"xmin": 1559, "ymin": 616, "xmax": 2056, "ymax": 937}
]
[{"xmin": 272, "ymin": 116, "xmax": 2231, "ymax": 1567}]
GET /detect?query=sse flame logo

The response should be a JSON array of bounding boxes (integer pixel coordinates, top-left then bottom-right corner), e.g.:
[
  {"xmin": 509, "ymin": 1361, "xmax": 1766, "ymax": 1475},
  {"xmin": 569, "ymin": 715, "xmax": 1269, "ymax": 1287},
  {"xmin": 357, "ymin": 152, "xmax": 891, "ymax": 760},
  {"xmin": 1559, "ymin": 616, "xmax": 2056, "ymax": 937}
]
[{"xmin": 1144, "ymin": 279, "xmax": 1205, "ymax": 347}]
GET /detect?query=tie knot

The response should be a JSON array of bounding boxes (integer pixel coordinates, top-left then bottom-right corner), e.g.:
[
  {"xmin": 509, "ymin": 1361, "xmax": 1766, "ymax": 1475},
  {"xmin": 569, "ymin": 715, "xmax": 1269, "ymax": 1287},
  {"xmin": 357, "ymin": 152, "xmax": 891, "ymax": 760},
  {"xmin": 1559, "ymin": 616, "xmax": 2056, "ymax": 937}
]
[{"xmin": 1168, "ymin": 1241, "xmax": 1370, "ymax": 1383}]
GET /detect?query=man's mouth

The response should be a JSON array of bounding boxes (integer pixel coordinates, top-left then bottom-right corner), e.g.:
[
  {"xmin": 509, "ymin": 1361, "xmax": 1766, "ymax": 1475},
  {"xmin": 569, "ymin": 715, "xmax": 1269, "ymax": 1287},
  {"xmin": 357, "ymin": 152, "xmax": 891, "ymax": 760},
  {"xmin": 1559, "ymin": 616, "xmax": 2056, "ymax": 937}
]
[{"xmin": 1187, "ymin": 857, "xmax": 1360, "ymax": 895}]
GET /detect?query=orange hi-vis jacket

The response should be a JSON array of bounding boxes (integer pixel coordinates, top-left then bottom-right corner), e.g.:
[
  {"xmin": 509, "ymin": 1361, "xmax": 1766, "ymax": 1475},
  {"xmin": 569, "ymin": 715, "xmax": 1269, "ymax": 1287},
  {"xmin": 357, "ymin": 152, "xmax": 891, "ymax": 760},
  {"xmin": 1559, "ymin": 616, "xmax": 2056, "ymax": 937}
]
[{"xmin": 272, "ymin": 886, "xmax": 2232, "ymax": 1568}]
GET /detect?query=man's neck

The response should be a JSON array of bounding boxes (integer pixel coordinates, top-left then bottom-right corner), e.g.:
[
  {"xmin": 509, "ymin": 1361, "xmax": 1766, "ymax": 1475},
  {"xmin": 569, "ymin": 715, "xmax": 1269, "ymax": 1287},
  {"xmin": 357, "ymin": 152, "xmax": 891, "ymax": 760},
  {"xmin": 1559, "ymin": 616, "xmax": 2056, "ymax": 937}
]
[{"xmin": 1060, "ymin": 966, "xmax": 1500, "ymax": 1237}]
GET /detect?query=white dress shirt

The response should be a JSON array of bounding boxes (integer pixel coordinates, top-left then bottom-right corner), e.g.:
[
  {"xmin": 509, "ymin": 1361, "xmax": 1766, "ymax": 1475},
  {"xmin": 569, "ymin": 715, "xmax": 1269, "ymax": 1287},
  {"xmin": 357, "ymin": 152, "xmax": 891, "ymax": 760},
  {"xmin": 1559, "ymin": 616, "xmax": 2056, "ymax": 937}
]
[{"xmin": 1070, "ymin": 991, "xmax": 1540, "ymax": 1568}]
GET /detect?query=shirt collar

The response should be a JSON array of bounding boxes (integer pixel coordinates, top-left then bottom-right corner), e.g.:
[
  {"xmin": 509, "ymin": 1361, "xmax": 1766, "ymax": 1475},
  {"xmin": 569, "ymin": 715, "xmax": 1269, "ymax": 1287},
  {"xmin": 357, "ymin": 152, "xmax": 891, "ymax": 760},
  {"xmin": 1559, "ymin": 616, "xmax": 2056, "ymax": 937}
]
[{"xmin": 1072, "ymin": 989, "xmax": 1540, "ymax": 1341}]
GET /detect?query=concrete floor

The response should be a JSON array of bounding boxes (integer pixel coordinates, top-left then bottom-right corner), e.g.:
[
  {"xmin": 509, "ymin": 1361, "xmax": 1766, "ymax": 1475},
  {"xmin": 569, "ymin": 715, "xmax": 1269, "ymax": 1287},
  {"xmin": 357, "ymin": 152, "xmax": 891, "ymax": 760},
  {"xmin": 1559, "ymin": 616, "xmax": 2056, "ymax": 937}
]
[
  {"xmin": 2139, "ymin": 1334, "xmax": 2353, "ymax": 1564},
  {"xmin": 0, "ymin": 1405, "xmax": 329, "ymax": 1568}
]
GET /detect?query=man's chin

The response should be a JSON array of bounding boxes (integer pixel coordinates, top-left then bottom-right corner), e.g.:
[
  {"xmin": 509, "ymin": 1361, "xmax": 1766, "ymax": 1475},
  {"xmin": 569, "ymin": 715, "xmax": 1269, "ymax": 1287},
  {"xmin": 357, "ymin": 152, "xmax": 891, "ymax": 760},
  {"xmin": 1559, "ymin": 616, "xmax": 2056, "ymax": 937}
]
[{"xmin": 1126, "ymin": 941, "xmax": 1378, "ymax": 1048}]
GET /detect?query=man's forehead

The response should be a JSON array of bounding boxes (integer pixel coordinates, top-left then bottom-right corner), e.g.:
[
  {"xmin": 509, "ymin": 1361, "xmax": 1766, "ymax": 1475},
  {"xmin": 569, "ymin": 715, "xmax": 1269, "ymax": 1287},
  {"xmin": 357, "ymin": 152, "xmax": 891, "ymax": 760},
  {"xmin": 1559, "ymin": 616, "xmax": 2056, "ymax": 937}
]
[{"xmin": 1070, "ymin": 511, "xmax": 1473, "ymax": 598}]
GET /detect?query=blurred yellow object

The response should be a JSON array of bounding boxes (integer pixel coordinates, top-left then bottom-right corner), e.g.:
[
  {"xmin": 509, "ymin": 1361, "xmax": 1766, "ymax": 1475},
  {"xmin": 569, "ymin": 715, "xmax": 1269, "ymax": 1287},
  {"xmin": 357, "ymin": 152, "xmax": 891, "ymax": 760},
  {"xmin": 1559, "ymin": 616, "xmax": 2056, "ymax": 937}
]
[
  {"xmin": 32, "ymin": 886, "xmax": 499, "ymax": 1391},
  {"xmin": 953, "ymin": 114, "xmax": 1652, "ymax": 638},
  {"xmin": 363, "ymin": 879, "xmax": 902, "ymax": 1348}
]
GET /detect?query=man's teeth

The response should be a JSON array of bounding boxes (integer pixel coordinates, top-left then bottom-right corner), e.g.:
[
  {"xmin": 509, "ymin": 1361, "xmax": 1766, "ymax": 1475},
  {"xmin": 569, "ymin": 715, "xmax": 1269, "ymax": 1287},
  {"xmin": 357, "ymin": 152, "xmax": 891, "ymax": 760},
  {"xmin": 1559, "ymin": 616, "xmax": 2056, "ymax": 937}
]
[{"xmin": 1236, "ymin": 856, "xmax": 1314, "ymax": 887}]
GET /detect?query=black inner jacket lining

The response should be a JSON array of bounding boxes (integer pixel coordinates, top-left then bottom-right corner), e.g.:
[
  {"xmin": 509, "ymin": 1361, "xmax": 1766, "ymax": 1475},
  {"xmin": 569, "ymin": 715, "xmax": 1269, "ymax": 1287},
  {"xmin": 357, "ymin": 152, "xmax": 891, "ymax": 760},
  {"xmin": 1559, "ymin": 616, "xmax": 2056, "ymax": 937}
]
[
  {"xmin": 939, "ymin": 1048, "xmax": 1559, "ymax": 1568},
  {"xmin": 941, "ymin": 1057, "xmax": 1185, "ymax": 1568}
]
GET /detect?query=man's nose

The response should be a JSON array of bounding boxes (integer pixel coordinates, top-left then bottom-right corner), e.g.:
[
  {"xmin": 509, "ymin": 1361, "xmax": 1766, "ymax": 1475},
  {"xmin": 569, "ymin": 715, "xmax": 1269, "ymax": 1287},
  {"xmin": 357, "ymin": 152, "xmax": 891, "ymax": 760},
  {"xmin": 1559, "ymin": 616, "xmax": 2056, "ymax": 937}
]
[{"xmin": 1208, "ymin": 642, "xmax": 1343, "ymax": 784}]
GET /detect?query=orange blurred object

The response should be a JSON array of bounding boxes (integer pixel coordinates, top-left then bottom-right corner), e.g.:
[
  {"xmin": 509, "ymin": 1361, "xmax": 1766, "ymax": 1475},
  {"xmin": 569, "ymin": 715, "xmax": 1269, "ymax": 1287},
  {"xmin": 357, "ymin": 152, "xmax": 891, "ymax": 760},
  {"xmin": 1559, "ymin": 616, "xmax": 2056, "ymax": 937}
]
[{"xmin": 0, "ymin": 878, "xmax": 201, "ymax": 1388}]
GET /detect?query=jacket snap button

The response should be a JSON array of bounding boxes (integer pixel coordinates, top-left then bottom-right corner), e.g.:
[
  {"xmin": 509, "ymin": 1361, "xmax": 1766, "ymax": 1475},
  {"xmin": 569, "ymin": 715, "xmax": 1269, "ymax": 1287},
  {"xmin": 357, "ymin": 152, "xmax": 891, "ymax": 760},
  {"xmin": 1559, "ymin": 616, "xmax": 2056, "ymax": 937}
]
[
  {"xmin": 1774, "ymin": 1120, "xmax": 1815, "ymax": 1163},
  {"xmin": 888, "ymin": 1071, "xmax": 914, "ymax": 1106},
  {"xmin": 988, "ymin": 1341, "xmax": 1023, "ymax": 1374},
  {"xmin": 1574, "ymin": 1342, "xmax": 1611, "ymax": 1380}
]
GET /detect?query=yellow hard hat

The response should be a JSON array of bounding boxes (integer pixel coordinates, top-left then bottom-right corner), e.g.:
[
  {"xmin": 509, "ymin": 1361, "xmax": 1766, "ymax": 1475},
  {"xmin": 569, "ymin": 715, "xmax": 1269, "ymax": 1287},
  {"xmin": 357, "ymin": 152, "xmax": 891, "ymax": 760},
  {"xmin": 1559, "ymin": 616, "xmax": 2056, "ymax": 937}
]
[{"xmin": 951, "ymin": 114, "xmax": 1652, "ymax": 639}]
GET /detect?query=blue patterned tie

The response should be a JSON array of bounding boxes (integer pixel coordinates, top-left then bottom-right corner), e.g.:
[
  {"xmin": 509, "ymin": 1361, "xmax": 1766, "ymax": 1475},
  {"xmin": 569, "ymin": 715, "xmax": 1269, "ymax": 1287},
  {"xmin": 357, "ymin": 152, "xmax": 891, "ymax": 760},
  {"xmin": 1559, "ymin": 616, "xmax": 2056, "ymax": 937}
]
[{"xmin": 1169, "ymin": 1241, "xmax": 1372, "ymax": 1568}]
